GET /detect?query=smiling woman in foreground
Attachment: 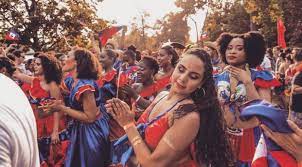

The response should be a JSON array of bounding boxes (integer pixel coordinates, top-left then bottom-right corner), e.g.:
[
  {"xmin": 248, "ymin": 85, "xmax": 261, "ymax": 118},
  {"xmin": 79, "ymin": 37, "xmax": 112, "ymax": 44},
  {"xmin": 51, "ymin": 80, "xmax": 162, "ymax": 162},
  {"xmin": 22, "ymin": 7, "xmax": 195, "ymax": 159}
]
[{"xmin": 106, "ymin": 48, "xmax": 233, "ymax": 167}]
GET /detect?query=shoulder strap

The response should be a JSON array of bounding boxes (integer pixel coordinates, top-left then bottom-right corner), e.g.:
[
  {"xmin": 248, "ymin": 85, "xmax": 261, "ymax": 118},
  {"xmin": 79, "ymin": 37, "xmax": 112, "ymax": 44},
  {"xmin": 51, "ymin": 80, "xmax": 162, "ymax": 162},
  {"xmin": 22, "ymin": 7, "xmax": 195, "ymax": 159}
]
[{"xmin": 147, "ymin": 96, "xmax": 188, "ymax": 126}]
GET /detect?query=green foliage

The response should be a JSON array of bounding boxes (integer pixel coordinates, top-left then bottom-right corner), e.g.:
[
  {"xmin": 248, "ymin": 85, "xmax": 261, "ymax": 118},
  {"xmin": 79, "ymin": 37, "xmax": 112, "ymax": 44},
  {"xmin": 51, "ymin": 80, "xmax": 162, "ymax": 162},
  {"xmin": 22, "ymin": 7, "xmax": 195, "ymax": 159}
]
[
  {"xmin": 0, "ymin": 0, "xmax": 107, "ymax": 51},
  {"xmin": 178, "ymin": 0, "xmax": 302, "ymax": 47}
]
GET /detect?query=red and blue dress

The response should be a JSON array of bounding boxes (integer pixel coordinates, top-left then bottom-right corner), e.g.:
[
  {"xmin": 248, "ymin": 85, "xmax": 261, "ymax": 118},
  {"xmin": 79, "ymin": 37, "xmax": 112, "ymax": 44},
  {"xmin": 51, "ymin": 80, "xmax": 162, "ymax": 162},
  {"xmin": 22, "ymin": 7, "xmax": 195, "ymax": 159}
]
[
  {"xmin": 214, "ymin": 69, "xmax": 281, "ymax": 166},
  {"xmin": 28, "ymin": 77, "xmax": 68, "ymax": 166},
  {"xmin": 97, "ymin": 70, "xmax": 126, "ymax": 141},
  {"xmin": 64, "ymin": 78, "xmax": 110, "ymax": 167}
]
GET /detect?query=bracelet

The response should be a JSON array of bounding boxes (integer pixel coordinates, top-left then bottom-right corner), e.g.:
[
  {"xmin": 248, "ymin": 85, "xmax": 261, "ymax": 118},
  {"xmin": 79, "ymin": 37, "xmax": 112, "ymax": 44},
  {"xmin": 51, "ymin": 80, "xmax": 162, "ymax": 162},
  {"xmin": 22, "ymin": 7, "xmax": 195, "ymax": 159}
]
[
  {"xmin": 135, "ymin": 95, "xmax": 141, "ymax": 103},
  {"xmin": 130, "ymin": 136, "xmax": 141, "ymax": 144},
  {"xmin": 123, "ymin": 122, "xmax": 135, "ymax": 131},
  {"xmin": 133, "ymin": 138, "xmax": 143, "ymax": 147}
]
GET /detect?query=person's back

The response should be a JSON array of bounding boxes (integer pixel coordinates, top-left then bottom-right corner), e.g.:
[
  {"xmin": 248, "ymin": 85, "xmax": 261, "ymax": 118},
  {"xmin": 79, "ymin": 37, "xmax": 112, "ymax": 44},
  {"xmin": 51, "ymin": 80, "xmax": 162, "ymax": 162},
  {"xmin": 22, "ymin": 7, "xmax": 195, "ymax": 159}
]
[{"xmin": 0, "ymin": 74, "xmax": 39, "ymax": 167}]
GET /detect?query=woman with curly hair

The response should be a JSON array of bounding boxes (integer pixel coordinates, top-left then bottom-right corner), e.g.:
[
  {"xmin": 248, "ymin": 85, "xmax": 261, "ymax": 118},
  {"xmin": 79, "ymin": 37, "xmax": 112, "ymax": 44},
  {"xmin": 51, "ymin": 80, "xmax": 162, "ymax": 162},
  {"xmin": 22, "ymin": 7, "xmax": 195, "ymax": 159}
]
[
  {"xmin": 13, "ymin": 53, "xmax": 67, "ymax": 166},
  {"xmin": 43, "ymin": 48, "xmax": 110, "ymax": 167},
  {"xmin": 215, "ymin": 31, "xmax": 280, "ymax": 165},
  {"xmin": 106, "ymin": 48, "xmax": 233, "ymax": 166}
]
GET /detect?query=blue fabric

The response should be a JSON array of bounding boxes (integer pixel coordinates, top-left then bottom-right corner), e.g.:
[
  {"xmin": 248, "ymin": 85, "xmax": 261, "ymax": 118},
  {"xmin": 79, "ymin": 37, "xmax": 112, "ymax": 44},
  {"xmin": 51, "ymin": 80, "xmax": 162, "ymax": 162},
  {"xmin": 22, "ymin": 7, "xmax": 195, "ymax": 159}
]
[
  {"xmin": 240, "ymin": 100, "xmax": 293, "ymax": 151},
  {"xmin": 214, "ymin": 69, "xmax": 275, "ymax": 86},
  {"xmin": 65, "ymin": 79, "xmax": 110, "ymax": 167},
  {"xmin": 113, "ymin": 60, "xmax": 122, "ymax": 71}
]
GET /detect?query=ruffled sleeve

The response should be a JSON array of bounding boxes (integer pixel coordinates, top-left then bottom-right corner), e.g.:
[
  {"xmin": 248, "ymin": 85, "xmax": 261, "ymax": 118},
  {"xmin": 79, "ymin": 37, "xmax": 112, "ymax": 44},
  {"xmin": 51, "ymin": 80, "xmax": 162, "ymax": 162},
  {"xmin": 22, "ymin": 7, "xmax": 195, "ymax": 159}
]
[
  {"xmin": 251, "ymin": 69, "xmax": 281, "ymax": 88},
  {"xmin": 72, "ymin": 80, "xmax": 97, "ymax": 102},
  {"xmin": 74, "ymin": 84, "xmax": 96, "ymax": 101}
]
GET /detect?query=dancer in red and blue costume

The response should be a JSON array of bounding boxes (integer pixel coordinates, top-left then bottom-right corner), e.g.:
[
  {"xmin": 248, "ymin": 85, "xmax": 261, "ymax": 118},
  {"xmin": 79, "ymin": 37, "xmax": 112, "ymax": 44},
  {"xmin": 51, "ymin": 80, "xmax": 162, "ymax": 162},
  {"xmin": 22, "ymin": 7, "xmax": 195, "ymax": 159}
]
[
  {"xmin": 13, "ymin": 53, "xmax": 68, "ymax": 166},
  {"xmin": 98, "ymin": 49, "xmax": 125, "ymax": 141},
  {"xmin": 119, "ymin": 56, "xmax": 162, "ymax": 118},
  {"xmin": 215, "ymin": 32, "xmax": 281, "ymax": 166},
  {"xmin": 43, "ymin": 48, "xmax": 110, "ymax": 167},
  {"xmin": 106, "ymin": 48, "xmax": 233, "ymax": 167}
]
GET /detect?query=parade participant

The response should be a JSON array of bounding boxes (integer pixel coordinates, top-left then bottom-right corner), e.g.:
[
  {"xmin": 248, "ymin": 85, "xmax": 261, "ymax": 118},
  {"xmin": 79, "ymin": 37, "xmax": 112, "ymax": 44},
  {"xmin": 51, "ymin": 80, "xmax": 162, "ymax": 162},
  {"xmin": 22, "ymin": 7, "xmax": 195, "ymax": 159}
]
[
  {"xmin": 0, "ymin": 74, "xmax": 39, "ymax": 167},
  {"xmin": 97, "ymin": 49, "xmax": 125, "ymax": 140},
  {"xmin": 42, "ymin": 48, "xmax": 110, "ymax": 167},
  {"xmin": 12, "ymin": 50, "xmax": 26, "ymax": 73},
  {"xmin": 106, "ymin": 48, "xmax": 233, "ymax": 167},
  {"xmin": 155, "ymin": 45, "xmax": 179, "ymax": 90},
  {"xmin": 215, "ymin": 31, "xmax": 280, "ymax": 165},
  {"xmin": 25, "ymin": 58, "xmax": 35, "ymax": 75},
  {"xmin": 119, "ymin": 56, "xmax": 160, "ymax": 116},
  {"xmin": 204, "ymin": 41, "xmax": 225, "ymax": 74},
  {"xmin": 13, "ymin": 53, "xmax": 67, "ymax": 166},
  {"xmin": 0, "ymin": 57, "xmax": 16, "ymax": 78},
  {"xmin": 121, "ymin": 49, "xmax": 139, "ymax": 85},
  {"xmin": 289, "ymin": 49, "xmax": 302, "ymax": 128}
]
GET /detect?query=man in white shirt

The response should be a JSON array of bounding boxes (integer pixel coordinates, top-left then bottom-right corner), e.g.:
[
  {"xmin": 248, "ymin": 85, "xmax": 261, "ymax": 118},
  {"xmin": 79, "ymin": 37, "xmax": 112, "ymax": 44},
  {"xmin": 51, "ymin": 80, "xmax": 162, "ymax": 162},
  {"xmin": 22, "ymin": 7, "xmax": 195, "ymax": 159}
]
[{"xmin": 0, "ymin": 74, "xmax": 39, "ymax": 167}]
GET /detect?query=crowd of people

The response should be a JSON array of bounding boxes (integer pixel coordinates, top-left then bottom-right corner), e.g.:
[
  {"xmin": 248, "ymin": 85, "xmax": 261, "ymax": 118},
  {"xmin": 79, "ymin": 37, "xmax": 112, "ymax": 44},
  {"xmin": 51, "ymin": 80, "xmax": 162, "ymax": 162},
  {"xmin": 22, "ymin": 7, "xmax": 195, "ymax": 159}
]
[{"xmin": 0, "ymin": 31, "xmax": 302, "ymax": 167}]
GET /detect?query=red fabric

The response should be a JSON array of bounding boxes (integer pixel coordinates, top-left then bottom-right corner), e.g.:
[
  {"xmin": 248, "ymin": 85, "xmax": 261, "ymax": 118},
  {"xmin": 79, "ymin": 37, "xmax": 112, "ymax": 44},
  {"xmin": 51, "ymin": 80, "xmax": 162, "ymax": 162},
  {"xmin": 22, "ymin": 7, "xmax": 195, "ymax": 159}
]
[
  {"xmin": 117, "ymin": 72, "xmax": 128, "ymax": 88},
  {"xmin": 29, "ymin": 78, "xmax": 67, "ymax": 166},
  {"xmin": 97, "ymin": 69, "xmax": 117, "ymax": 87},
  {"xmin": 48, "ymin": 140, "xmax": 70, "ymax": 167},
  {"xmin": 21, "ymin": 82, "xmax": 31, "ymax": 97},
  {"xmin": 239, "ymin": 128, "xmax": 256, "ymax": 162},
  {"xmin": 30, "ymin": 78, "xmax": 49, "ymax": 99},
  {"xmin": 137, "ymin": 103, "xmax": 198, "ymax": 167},
  {"xmin": 277, "ymin": 19, "xmax": 286, "ymax": 49},
  {"xmin": 99, "ymin": 26, "xmax": 123, "ymax": 46},
  {"xmin": 5, "ymin": 30, "xmax": 20, "ymax": 41},
  {"xmin": 270, "ymin": 151, "xmax": 298, "ymax": 167},
  {"xmin": 74, "ymin": 85, "xmax": 95, "ymax": 101},
  {"xmin": 140, "ymin": 84, "xmax": 158, "ymax": 98},
  {"xmin": 154, "ymin": 75, "xmax": 171, "ymax": 91},
  {"xmin": 254, "ymin": 78, "xmax": 282, "ymax": 88},
  {"xmin": 251, "ymin": 157, "xmax": 268, "ymax": 167}
]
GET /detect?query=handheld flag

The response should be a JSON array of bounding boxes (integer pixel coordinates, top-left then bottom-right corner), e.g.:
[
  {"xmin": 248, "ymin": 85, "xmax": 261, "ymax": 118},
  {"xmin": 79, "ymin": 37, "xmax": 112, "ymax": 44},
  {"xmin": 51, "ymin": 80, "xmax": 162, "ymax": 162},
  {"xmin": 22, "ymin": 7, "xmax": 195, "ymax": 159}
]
[
  {"xmin": 277, "ymin": 19, "xmax": 286, "ymax": 49},
  {"xmin": 5, "ymin": 30, "xmax": 20, "ymax": 41},
  {"xmin": 98, "ymin": 26, "xmax": 124, "ymax": 47},
  {"xmin": 252, "ymin": 133, "xmax": 268, "ymax": 167}
]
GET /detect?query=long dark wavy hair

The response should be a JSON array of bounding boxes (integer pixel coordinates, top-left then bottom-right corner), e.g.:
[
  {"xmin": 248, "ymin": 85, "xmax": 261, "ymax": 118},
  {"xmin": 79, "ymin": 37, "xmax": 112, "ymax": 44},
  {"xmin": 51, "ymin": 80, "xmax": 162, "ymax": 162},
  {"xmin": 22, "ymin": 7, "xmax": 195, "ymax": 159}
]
[
  {"xmin": 176, "ymin": 48, "xmax": 233, "ymax": 166},
  {"xmin": 38, "ymin": 54, "xmax": 62, "ymax": 84}
]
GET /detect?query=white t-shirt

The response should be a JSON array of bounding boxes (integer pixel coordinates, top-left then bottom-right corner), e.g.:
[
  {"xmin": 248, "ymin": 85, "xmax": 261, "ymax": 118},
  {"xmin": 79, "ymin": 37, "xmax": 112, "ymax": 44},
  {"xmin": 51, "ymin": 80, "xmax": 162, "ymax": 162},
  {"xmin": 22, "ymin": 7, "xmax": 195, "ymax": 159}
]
[
  {"xmin": 261, "ymin": 55, "xmax": 272, "ymax": 70},
  {"xmin": 0, "ymin": 74, "xmax": 39, "ymax": 167}
]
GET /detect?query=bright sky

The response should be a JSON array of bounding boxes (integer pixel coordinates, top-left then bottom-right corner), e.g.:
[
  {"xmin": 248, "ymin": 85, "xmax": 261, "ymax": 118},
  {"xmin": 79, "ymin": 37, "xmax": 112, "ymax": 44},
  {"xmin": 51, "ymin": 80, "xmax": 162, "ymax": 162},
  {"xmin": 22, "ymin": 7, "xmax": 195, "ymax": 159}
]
[{"xmin": 96, "ymin": 0, "xmax": 207, "ymax": 42}]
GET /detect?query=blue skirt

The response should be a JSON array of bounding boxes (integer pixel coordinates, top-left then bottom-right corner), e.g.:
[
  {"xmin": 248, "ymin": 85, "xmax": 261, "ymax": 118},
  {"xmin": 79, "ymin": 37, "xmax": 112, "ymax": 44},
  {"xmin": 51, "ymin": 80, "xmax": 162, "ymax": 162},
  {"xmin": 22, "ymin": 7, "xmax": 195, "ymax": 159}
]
[{"xmin": 65, "ymin": 114, "xmax": 110, "ymax": 167}]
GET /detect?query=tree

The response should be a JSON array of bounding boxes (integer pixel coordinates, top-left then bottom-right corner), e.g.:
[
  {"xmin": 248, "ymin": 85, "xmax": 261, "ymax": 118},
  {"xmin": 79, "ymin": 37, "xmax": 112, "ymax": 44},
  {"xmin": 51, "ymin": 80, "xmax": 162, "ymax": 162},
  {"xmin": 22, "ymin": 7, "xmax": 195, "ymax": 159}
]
[
  {"xmin": 202, "ymin": 1, "xmax": 250, "ymax": 41},
  {"xmin": 155, "ymin": 12, "xmax": 190, "ymax": 45},
  {"xmin": 277, "ymin": 0, "xmax": 302, "ymax": 47},
  {"xmin": 0, "ymin": 0, "xmax": 107, "ymax": 51}
]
